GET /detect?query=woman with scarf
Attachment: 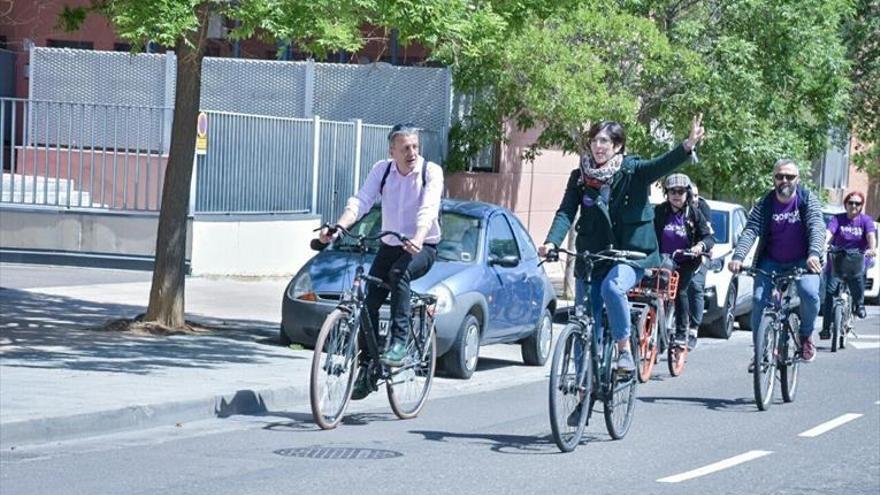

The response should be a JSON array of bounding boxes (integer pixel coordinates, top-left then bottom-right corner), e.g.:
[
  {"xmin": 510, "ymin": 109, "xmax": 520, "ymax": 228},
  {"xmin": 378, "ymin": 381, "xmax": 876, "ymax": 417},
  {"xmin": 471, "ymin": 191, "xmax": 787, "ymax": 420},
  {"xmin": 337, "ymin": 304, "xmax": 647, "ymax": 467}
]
[{"xmin": 539, "ymin": 115, "xmax": 705, "ymax": 371}]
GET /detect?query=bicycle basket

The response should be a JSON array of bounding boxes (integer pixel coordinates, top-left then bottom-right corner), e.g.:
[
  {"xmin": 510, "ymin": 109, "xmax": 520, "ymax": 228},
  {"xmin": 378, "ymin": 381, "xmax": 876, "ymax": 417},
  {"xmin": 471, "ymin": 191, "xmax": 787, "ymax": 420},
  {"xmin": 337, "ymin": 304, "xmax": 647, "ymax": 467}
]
[
  {"xmin": 831, "ymin": 250, "xmax": 864, "ymax": 278},
  {"xmin": 629, "ymin": 268, "xmax": 679, "ymax": 300}
]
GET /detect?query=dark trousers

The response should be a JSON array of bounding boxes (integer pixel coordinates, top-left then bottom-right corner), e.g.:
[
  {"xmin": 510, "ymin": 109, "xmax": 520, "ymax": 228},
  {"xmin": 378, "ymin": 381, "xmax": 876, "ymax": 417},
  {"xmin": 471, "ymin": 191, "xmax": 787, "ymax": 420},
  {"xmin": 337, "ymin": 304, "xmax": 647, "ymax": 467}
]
[
  {"xmin": 365, "ymin": 242, "xmax": 437, "ymax": 347},
  {"xmin": 674, "ymin": 266, "xmax": 698, "ymax": 334},
  {"xmin": 687, "ymin": 264, "xmax": 707, "ymax": 328},
  {"xmin": 822, "ymin": 271, "xmax": 865, "ymax": 328}
]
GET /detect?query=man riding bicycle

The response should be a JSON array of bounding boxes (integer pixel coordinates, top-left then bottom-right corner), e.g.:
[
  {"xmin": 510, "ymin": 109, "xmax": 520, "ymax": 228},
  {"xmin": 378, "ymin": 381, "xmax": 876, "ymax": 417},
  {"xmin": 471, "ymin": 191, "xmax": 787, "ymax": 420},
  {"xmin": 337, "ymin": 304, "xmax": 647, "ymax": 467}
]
[
  {"xmin": 728, "ymin": 159, "xmax": 824, "ymax": 363},
  {"xmin": 317, "ymin": 123, "xmax": 443, "ymax": 399}
]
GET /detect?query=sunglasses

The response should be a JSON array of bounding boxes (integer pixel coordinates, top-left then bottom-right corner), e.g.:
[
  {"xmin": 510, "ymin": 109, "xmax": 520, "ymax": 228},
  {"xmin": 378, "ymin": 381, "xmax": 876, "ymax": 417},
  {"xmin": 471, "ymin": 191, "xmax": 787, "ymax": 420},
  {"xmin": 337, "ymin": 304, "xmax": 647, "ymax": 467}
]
[
  {"xmin": 774, "ymin": 173, "xmax": 798, "ymax": 182},
  {"xmin": 846, "ymin": 201, "xmax": 863, "ymax": 207},
  {"xmin": 668, "ymin": 188, "xmax": 688, "ymax": 195}
]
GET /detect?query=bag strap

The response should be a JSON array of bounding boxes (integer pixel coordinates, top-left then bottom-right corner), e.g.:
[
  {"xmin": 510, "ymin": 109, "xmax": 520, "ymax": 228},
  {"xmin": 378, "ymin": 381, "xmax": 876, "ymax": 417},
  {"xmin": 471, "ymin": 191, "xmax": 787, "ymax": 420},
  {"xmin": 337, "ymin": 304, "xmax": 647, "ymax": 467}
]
[{"xmin": 379, "ymin": 159, "xmax": 430, "ymax": 195}]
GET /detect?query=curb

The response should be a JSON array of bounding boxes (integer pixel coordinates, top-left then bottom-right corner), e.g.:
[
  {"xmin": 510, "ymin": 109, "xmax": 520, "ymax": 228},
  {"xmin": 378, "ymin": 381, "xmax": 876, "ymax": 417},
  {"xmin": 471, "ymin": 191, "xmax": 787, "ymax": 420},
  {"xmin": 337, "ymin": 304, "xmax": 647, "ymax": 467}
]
[{"xmin": 0, "ymin": 385, "xmax": 309, "ymax": 447}]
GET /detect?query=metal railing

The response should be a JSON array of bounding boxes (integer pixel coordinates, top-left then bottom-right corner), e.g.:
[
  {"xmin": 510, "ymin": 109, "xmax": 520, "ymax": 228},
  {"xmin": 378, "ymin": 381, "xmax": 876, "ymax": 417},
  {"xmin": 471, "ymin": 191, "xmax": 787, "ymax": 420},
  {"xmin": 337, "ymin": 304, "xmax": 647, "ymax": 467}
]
[{"xmin": 2, "ymin": 97, "xmax": 445, "ymax": 220}]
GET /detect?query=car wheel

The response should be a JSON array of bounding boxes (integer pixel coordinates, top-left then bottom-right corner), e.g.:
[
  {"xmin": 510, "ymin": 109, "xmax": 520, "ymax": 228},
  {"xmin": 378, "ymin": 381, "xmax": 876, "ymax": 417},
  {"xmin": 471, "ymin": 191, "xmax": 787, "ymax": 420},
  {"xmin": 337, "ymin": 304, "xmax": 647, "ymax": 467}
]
[
  {"xmin": 521, "ymin": 308, "xmax": 553, "ymax": 366},
  {"xmin": 706, "ymin": 280, "xmax": 737, "ymax": 339},
  {"xmin": 279, "ymin": 325, "xmax": 292, "ymax": 347},
  {"xmin": 443, "ymin": 313, "xmax": 481, "ymax": 379}
]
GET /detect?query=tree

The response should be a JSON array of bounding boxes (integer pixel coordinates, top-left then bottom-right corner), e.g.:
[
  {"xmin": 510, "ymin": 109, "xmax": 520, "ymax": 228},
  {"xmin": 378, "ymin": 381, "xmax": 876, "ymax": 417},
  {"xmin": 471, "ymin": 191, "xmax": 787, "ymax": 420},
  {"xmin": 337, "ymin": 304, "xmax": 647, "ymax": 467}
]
[
  {"xmin": 61, "ymin": 0, "xmax": 560, "ymax": 330},
  {"xmin": 844, "ymin": 0, "xmax": 879, "ymax": 176},
  {"xmin": 446, "ymin": 0, "xmax": 854, "ymax": 202}
]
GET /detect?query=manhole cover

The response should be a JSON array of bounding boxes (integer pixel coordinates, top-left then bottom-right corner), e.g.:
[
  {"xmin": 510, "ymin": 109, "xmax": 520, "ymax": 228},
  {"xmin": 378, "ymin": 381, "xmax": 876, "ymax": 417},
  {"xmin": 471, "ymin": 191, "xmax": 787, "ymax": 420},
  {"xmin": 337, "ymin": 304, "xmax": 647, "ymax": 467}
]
[{"xmin": 274, "ymin": 447, "xmax": 403, "ymax": 460}]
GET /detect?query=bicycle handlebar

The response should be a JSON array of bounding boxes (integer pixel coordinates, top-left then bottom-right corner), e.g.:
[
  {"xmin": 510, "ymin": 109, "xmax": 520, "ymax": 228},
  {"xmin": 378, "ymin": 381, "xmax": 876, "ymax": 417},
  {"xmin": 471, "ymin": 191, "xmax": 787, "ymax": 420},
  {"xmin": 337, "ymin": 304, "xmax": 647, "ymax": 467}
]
[
  {"xmin": 540, "ymin": 247, "xmax": 646, "ymax": 266},
  {"xmin": 310, "ymin": 224, "xmax": 409, "ymax": 251},
  {"xmin": 741, "ymin": 266, "xmax": 808, "ymax": 282}
]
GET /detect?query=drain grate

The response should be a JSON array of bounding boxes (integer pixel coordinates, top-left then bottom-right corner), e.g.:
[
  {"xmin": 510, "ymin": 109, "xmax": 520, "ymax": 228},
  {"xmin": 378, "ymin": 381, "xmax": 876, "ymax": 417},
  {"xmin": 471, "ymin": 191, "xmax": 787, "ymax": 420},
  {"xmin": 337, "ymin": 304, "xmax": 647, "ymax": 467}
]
[{"xmin": 274, "ymin": 447, "xmax": 403, "ymax": 460}]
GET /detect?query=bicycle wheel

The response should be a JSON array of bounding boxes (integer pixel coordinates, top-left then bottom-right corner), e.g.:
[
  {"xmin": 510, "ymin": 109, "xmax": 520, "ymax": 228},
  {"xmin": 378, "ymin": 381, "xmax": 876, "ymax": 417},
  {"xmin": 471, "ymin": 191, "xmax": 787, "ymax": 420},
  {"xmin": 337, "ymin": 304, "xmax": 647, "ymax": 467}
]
[
  {"xmin": 310, "ymin": 309, "xmax": 359, "ymax": 429},
  {"xmin": 387, "ymin": 322, "xmax": 437, "ymax": 419},
  {"xmin": 831, "ymin": 303, "xmax": 843, "ymax": 353},
  {"xmin": 636, "ymin": 306, "xmax": 657, "ymax": 383},
  {"xmin": 780, "ymin": 314, "xmax": 800, "ymax": 403},
  {"xmin": 667, "ymin": 336, "xmax": 688, "ymax": 377},
  {"xmin": 604, "ymin": 331, "xmax": 639, "ymax": 439},
  {"xmin": 753, "ymin": 314, "xmax": 777, "ymax": 411},
  {"xmin": 549, "ymin": 323, "xmax": 592, "ymax": 452}
]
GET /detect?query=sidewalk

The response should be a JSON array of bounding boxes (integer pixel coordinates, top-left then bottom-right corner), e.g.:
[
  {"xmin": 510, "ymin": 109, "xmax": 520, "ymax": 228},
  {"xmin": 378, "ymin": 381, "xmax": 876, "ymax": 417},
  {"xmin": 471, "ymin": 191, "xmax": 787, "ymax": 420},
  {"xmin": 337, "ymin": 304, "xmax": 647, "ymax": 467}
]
[{"xmin": 0, "ymin": 270, "xmax": 557, "ymax": 447}]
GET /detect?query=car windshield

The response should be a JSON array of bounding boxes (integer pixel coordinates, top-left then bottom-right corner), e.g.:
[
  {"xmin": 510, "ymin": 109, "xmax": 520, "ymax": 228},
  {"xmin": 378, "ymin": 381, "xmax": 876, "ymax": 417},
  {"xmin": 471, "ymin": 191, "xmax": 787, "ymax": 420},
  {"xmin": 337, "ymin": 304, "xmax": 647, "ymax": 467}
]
[
  {"xmin": 333, "ymin": 208, "xmax": 481, "ymax": 263},
  {"xmin": 710, "ymin": 210, "xmax": 729, "ymax": 244}
]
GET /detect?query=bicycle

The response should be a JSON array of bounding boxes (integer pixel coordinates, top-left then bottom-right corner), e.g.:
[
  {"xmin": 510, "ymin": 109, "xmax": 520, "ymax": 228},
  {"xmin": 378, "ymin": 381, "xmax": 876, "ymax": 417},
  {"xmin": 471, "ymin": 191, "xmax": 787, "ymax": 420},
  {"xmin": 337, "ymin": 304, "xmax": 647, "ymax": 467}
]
[
  {"xmin": 544, "ymin": 247, "xmax": 645, "ymax": 452},
  {"xmin": 628, "ymin": 264, "xmax": 679, "ymax": 382},
  {"xmin": 308, "ymin": 225, "xmax": 437, "ymax": 430},
  {"xmin": 741, "ymin": 266, "xmax": 806, "ymax": 411},
  {"xmin": 827, "ymin": 247, "xmax": 863, "ymax": 352}
]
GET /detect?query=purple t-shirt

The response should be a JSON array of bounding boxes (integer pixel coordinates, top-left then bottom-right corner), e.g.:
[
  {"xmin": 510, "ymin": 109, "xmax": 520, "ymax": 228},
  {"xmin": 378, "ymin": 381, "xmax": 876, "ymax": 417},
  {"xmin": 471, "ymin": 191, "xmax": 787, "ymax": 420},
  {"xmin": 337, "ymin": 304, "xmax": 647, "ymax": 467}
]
[
  {"xmin": 828, "ymin": 213, "xmax": 876, "ymax": 251},
  {"xmin": 766, "ymin": 195, "xmax": 807, "ymax": 263},
  {"xmin": 660, "ymin": 210, "xmax": 690, "ymax": 257}
]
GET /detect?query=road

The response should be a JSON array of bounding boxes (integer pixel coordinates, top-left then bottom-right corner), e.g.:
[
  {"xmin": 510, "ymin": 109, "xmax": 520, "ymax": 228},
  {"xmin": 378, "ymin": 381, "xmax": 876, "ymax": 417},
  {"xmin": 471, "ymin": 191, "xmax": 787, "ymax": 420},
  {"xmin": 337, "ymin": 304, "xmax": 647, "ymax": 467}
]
[{"xmin": 2, "ymin": 309, "xmax": 878, "ymax": 495}]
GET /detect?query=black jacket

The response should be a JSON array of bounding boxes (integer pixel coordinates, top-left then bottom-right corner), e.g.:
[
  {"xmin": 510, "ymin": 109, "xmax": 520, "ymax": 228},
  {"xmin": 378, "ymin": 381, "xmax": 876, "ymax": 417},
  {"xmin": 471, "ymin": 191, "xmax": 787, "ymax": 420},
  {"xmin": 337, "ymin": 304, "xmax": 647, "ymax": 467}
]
[{"xmin": 653, "ymin": 200, "xmax": 715, "ymax": 271}]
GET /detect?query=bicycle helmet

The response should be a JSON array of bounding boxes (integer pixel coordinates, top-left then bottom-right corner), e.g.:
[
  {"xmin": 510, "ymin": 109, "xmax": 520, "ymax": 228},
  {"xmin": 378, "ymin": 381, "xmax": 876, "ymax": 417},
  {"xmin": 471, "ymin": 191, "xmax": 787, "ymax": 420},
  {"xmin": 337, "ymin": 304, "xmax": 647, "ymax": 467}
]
[{"xmin": 664, "ymin": 173, "xmax": 691, "ymax": 192}]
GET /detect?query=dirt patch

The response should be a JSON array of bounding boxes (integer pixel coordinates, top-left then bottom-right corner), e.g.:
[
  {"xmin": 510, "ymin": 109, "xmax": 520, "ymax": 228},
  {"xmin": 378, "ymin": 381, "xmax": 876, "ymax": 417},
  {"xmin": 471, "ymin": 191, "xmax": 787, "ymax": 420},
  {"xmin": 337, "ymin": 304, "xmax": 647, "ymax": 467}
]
[{"xmin": 99, "ymin": 315, "xmax": 217, "ymax": 336}]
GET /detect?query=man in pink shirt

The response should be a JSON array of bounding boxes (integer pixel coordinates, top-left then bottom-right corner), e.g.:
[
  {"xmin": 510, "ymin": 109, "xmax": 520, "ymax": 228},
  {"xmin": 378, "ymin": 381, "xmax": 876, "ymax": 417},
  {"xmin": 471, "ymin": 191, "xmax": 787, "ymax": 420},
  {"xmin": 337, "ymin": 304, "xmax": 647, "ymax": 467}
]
[{"xmin": 318, "ymin": 123, "xmax": 443, "ymax": 399}]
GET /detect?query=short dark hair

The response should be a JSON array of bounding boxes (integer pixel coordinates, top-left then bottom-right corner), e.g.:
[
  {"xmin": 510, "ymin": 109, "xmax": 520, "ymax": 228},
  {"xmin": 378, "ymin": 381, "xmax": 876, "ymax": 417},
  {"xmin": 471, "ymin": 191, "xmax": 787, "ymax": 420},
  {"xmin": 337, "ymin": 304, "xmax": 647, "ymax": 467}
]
[
  {"xmin": 588, "ymin": 121, "xmax": 626, "ymax": 154},
  {"xmin": 387, "ymin": 123, "xmax": 420, "ymax": 145}
]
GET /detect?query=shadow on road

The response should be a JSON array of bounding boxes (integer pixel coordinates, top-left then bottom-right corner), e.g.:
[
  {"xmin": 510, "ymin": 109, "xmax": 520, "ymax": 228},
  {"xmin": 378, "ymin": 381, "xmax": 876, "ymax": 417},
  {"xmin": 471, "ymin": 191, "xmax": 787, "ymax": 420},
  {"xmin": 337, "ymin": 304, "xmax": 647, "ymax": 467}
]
[
  {"xmin": 0, "ymin": 287, "xmax": 298, "ymax": 375},
  {"xmin": 638, "ymin": 395, "xmax": 756, "ymax": 413},
  {"xmin": 409, "ymin": 429, "xmax": 606, "ymax": 455}
]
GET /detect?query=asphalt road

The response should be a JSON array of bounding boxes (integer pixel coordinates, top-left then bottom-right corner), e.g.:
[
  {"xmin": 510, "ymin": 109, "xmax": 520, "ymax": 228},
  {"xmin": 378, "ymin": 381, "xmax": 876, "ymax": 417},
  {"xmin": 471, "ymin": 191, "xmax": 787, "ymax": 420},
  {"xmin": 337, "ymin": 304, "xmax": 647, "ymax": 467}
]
[{"xmin": 2, "ymin": 311, "xmax": 878, "ymax": 495}]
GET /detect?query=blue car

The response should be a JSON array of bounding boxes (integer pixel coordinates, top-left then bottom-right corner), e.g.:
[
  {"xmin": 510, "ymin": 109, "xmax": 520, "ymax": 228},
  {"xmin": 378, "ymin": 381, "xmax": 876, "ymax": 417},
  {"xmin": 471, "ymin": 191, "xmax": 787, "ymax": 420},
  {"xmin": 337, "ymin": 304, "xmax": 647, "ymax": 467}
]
[{"xmin": 281, "ymin": 199, "xmax": 557, "ymax": 378}]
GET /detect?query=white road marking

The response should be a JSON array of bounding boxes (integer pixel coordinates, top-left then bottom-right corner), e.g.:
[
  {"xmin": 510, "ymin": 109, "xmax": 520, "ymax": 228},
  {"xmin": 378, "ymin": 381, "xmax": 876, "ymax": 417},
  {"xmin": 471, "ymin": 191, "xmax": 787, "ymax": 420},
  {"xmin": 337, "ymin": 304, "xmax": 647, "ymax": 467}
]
[
  {"xmin": 848, "ymin": 341, "xmax": 880, "ymax": 350},
  {"xmin": 854, "ymin": 334, "xmax": 880, "ymax": 340},
  {"xmin": 657, "ymin": 450, "xmax": 773, "ymax": 483},
  {"xmin": 798, "ymin": 413, "xmax": 863, "ymax": 438}
]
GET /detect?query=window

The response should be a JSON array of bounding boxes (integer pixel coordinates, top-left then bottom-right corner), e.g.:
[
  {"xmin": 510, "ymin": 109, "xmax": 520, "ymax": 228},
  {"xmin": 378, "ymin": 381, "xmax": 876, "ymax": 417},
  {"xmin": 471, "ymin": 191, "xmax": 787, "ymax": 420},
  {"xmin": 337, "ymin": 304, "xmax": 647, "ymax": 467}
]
[
  {"xmin": 487, "ymin": 214, "xmax": 519, "ymax": 259},
  {"xmin": 114, "ymin": 42, "xmax": 132, "ymax": 52},
  {"xmin": 710, "ymin": 210, "xmax": 730, "ymax": 244},
  {"xmin": 507, "ymin": 213, "xmax": 538, "ymax": 261},
  {"xmin": 436, "ymin": 214, "xmax": 481, "ymax": 263},
  {"xmin": 47, "ymin": 39, "xmax": 94, "ymax": 50}
]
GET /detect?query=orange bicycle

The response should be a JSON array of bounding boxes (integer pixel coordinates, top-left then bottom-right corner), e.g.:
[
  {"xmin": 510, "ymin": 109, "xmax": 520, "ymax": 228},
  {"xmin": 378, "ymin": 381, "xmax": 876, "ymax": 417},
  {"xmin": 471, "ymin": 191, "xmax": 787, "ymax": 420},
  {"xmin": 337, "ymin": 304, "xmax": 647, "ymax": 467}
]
[{"xmin": 628, "ymin": 267, "xmax": 680, "ymax": 382}]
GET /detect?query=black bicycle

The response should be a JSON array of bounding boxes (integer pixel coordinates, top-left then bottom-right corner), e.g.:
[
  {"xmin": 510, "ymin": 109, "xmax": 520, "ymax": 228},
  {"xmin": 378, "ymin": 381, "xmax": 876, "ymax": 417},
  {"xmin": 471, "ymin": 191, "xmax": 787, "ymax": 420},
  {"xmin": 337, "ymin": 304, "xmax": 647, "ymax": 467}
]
[
  {"xmin": 543, "ymin": 247, "xmax": 645, "ymax": 452},
  {"xmin": 827, "ymin": 247, "xmax": 863, "ymax": 352},
  {"xmin": 308, "ymin": 225, "xmax": 437, "ymax": 430},
  {"xmin": 742, "ymin": 266, "xmax": 806, "ymax": 411}
]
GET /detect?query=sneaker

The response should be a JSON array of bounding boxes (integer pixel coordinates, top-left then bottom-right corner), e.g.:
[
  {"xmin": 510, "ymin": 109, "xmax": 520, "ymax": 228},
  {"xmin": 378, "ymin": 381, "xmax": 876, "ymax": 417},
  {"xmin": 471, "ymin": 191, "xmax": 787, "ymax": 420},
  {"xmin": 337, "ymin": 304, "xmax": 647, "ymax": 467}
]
[
  {"xmin": 380, "ymin": 340, "xmax": 408, "ymax": 367},
  {"xmin": 674, "ymin": 331, "xmax": 688, "ymax": 346},
  {"xmin": 616, "ymin": 350, "xmax": 635, "ymax": 372},
  {"xmin": 350, "ymin": 368, "xmax": 375, "ymax": 400},
  {"xmin": 566, "ymin": 402, "xmax": 584, "ymax": 427},
  {"xmin": 747, "ymin": 358, "xmax": 756, "ymax": 373},
  {"xmin": 800, "ymin": 336, "xmax": 816, "ymax": 363},
  {"xmin": 856, "ymin": 306, "xmax": 867, "ymax": 319},
  {"xmin": 819, "ymin": 329, "xmax": 831, "ymax": 340},
  {"xmin": 687, "ymin": 329, "xmax": 698, "ymax": 351}
]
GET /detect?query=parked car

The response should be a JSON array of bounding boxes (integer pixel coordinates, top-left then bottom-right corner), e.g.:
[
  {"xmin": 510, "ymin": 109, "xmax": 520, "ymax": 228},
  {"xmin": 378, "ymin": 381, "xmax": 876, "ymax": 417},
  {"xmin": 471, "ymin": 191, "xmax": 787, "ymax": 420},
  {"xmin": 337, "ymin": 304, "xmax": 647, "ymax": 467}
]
[
  {"xmin": 700, "ymin": 199, "xmax": 757, "ymax": 338},
  {"xmin": 822, "ymin": 206, "xmax": 880, "ymax": 305},
  {"xmin": 281, "ymin": 199, "xmax": 557, "ymax": 379}
]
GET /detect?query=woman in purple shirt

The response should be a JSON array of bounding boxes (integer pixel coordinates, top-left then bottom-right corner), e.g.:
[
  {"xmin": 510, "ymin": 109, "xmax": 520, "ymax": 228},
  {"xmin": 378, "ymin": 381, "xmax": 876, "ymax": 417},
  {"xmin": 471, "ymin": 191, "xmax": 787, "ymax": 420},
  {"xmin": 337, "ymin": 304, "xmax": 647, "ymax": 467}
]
[{"xmin": 821, "ymin": 191, "xmax": 878, "ymax": 331}]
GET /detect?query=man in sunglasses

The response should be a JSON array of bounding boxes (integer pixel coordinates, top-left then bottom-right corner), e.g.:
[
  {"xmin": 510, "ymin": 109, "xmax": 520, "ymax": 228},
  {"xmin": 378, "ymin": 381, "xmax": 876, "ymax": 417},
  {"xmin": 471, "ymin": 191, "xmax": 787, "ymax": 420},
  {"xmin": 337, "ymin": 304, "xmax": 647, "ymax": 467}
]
[
  {"xmin": 317, "ymin": 123, "xmax": 443, "ymax": 399},
  {"xmin": 821, "ymin": 190, "xmax": 877, "ymax": 331},
  {"xmin": 728, "ymin": 159, "xmax": 825, "ymax": 363}
]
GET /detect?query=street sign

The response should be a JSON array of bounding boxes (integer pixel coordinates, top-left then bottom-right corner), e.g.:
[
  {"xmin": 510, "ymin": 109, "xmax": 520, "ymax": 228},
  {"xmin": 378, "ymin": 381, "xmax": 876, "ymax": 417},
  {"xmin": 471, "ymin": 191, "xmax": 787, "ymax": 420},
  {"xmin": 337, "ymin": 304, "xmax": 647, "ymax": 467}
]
[{"xmin": 196, "ymin": 112, "xmax": 208, "ymax": 155}]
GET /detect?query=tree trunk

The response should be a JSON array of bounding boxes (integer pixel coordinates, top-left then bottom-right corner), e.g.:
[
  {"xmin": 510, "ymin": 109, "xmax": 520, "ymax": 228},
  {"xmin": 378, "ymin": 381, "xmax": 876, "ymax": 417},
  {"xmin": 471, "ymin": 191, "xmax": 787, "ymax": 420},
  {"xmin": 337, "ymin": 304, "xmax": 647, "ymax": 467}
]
[
  {"xmin": 562, "ymin": 220, "xmax": 578, "ymax": 300},
  {"xmin": 144, "ymin": 4, "xmax": 211, "ymax": 328}
]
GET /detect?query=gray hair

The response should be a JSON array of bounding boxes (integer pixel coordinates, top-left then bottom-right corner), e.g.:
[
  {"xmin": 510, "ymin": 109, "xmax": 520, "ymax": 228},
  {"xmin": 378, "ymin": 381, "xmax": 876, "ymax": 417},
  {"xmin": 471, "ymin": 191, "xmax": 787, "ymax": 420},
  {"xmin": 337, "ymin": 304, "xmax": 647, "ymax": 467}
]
[
  {"xmin": 773, "ymin": 158, "xmax": 799, "ymax": 174},
  {"xmin": 387, "ymin": 123, "xmax": 420, "ymax": 145}
]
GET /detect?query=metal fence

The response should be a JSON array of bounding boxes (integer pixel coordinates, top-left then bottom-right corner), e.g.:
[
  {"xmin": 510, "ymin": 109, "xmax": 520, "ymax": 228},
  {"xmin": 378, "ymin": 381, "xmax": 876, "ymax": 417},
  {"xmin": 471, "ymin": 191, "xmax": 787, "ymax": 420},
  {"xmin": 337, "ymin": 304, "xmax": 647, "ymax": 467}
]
[{"xmin": 1, "ymin": 97, "xmax": 444, "ymax": 220}]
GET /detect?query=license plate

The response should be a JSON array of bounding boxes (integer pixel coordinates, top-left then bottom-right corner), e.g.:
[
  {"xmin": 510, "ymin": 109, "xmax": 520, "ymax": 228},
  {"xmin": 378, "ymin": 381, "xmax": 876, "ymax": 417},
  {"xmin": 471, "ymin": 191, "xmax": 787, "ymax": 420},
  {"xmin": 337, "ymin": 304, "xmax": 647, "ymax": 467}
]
[{"xmin": 378, "ymin": 319, "xmax": 389, "ymax": 336}]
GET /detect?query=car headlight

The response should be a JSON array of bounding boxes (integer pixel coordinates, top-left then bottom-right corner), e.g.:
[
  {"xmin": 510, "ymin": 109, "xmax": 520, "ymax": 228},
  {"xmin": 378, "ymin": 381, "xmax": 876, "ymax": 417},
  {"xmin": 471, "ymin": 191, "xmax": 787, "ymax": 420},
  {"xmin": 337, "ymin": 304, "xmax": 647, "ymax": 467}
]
[
  {"xmin": 289, "ymin": 272, "xmax": 317, "ymax": 302},
  {"xmin": 428, "ymin": 284, "xmax": 455, "ymax": 315}
]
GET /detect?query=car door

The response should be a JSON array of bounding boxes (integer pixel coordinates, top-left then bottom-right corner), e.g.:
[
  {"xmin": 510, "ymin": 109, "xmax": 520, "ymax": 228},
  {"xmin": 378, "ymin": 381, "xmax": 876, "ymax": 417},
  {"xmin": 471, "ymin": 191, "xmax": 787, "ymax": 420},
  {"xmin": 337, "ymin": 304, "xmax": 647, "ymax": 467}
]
[
  {"xmin": 483, "ymin": 212, "xmax": 521, "ymax": 340},
  {"xmin": 506, "ymin": 212, "xmax": 544, "ymax": 337}
]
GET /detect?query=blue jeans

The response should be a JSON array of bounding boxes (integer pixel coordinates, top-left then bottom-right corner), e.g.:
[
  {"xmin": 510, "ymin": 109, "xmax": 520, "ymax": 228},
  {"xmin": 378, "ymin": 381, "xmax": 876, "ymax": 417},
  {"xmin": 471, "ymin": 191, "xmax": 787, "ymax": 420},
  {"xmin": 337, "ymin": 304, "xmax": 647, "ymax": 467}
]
[
  {"xmin": 750, "ymin": 258, "xmax": 820, "ymax": 344},
  {"xmin": 574, "ymin": 264, "xmax": 644, "ymax": 343}
]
